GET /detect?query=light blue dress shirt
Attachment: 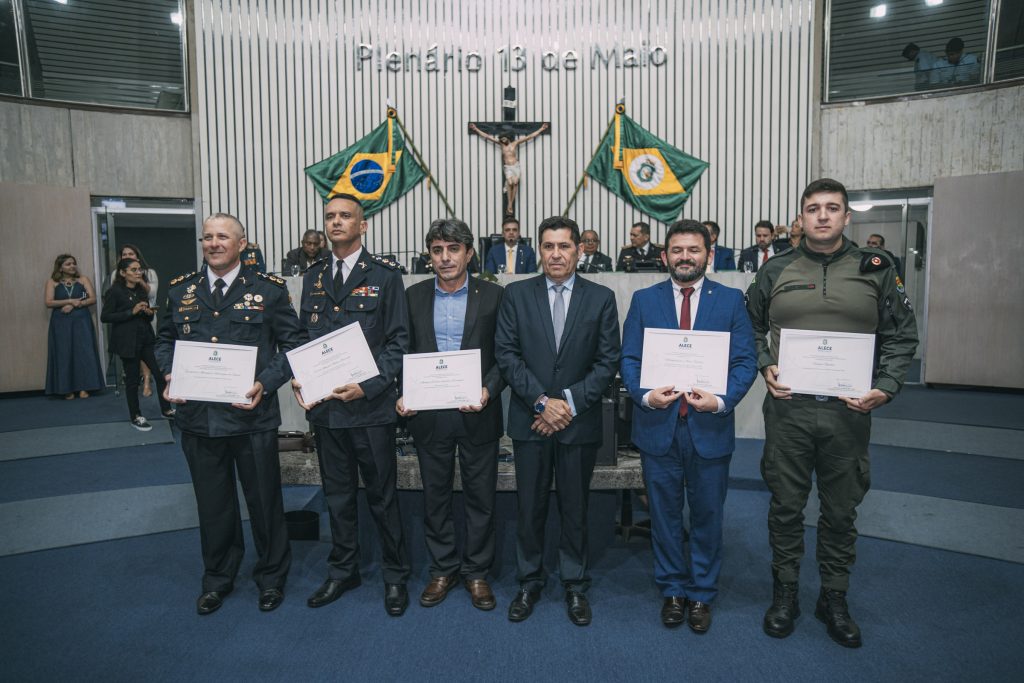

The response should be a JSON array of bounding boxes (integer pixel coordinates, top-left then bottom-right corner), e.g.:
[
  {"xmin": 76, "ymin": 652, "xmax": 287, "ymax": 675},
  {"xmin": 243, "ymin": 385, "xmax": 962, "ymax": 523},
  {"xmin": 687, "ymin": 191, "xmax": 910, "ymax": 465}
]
[{"xmin": 433, "ymin": 277, "xmax": 469, "ymax": 352}]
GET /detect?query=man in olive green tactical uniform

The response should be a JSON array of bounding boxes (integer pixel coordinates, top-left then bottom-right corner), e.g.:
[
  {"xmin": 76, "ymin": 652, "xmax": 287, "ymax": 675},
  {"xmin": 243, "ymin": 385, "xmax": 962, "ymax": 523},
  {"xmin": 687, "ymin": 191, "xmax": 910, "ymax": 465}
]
[{"xmin": 745, "ymin": 178, "xmax": 918, "ymax": 648}]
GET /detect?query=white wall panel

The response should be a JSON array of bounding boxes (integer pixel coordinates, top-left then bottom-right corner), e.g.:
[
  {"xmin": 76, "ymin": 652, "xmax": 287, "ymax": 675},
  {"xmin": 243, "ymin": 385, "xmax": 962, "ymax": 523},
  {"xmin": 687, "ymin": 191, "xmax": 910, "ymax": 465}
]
[{"xmin": 195, "ymin": 0, "xmax": 815, "ymax": 271}]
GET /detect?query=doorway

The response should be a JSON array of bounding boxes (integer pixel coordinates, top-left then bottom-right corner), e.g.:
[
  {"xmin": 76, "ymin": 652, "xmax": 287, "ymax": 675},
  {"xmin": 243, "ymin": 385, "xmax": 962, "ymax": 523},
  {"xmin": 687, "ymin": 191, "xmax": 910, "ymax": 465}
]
[{"xmin": 846, "ymin": 192, "xmax": 931, "ymax": 383}]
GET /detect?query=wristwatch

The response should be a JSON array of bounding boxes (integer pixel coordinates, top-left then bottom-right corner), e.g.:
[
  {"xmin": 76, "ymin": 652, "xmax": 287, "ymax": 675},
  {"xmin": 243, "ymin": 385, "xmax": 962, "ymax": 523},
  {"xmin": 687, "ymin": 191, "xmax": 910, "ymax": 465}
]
[{"xmin": 533, "ymin": 395, "xmax": 549, "ymax": 413}]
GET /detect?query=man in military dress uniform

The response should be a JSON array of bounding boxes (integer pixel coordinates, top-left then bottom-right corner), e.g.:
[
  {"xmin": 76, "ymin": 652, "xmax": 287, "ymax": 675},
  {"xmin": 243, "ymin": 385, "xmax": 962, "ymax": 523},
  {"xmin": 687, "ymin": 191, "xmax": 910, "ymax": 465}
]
[
  {"xmin": 616, "ymin": 221, "xmax": 666, "ymax": 272},
  {"xmin": 292, "ymin": 194, "xmax": 412, "ymax": 616},
  {"xmin": 746, "ymin": 179, "xmax": 918, "ymax": 648},
  {"xmin": 156, "ymin": 212, "xmax": 304, "ymax": 615}
]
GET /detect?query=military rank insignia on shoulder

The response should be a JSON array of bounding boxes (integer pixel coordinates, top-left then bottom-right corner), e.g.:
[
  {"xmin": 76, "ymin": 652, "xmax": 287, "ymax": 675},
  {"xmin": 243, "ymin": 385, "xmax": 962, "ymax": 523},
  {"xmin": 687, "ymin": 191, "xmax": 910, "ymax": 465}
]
[
  {"xmin": 859, "ymin": 250, "xmax": 892, "ymax": 273},
  {"xmin": 257, "ymin": 272, "xmax": 287, "ymax": 287},
  {"xmin": 169, "ymin": 271, "xmax": 198, "ymax": 286},
  {"xmin": 370, "ymin": 253, "xmax": 401, "ymax": 270}
]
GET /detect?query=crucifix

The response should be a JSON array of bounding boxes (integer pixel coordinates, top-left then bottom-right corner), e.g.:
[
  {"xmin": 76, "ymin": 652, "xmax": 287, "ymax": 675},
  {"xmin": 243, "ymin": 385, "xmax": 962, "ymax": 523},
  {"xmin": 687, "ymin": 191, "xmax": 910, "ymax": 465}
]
[{"xmin": 468, "ymin": 86, "xmax": 550, "ymax": 218}]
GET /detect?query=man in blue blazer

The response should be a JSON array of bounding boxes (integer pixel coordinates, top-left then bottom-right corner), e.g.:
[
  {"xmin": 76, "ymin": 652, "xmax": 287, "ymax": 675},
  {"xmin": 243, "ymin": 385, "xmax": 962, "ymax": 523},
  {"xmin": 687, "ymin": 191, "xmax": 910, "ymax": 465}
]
[
  {"xmin": 621, "ymin": 219, "xmax": 757, "ymax": 632},
  {"xmin": 495, "ymin": 215, "xmax": 621, "ymax": 626},
  {"xmin": 483, "ymin": 217, "xmax": 537, "ymax": 274},
  {"xmin": 702, "ymin": 220, "xmax": 737, "ymax": 272}
]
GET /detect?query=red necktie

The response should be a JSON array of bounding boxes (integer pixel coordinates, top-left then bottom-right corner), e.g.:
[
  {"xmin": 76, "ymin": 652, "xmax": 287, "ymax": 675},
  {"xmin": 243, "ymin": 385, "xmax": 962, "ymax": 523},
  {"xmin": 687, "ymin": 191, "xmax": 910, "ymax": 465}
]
[
  {"xmin": 761, "ymin": 248, "xmax": 769, "ymax": 265},
  {"xmin": 679, "ymin": 286, "xmax": 694, "ymax": 417}
]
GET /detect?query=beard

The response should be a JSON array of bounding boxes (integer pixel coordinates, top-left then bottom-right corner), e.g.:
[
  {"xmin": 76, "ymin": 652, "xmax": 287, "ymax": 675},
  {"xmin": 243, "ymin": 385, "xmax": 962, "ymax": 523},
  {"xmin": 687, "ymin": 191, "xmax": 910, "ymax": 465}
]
[{"xmin": 669, "ymin": 258, "xmax": 707, "ymax": 284}]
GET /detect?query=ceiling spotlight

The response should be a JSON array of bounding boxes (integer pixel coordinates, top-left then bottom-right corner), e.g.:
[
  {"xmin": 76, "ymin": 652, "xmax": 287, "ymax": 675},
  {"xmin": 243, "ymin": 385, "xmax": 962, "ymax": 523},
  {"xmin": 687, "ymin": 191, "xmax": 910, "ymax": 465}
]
[
  {"xmin": 925, "ymin": 0, "xmax": 943, "ymax": 6},
  {"xmin": 170, "ymin": 12, "xmax": 183, "ymax": 25},
  {"xmin": 849, "ymin": 202, "xmax": 875, "ymax": 212},
  {"xmin": 870, "ymin": 4, "xmax": 887, "ymax": 18}
]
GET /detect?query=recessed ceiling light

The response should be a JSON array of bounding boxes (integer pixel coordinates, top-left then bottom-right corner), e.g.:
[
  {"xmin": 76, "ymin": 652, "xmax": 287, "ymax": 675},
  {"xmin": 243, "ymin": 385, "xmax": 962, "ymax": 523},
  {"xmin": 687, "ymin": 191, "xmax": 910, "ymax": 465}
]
[
  {"xmin": 170, "ymin": 12, "xmax": 183, "ymax": 25},
  {"xmin": 870, "ymin": 4, "xmax": 887, "ymax": 18},
  {"xmin": 849, "ymin": 202, "xmax": 875, "ymax": 212},
  {"xmin": 926, "ymin": 0, "xmax": 943, "ymax": 6}
]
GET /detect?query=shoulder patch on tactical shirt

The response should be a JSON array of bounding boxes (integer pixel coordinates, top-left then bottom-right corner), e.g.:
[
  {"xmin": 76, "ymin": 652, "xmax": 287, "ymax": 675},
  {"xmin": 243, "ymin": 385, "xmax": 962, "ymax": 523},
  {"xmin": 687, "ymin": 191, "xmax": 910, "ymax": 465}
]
[
  {"xmin": 168, "ymin": 271, "xmax": 198, "ymax": 286},
  {"xmin": 257, "ymin": 272, "xmax": 287, "ymax": 287},
  {"xmin": 859, "ymin": 249, "xmax": 894, "ymax": 273},
  {"xmin": 370, "ymin": 253, "xmax": 401, "ymax": 270}
]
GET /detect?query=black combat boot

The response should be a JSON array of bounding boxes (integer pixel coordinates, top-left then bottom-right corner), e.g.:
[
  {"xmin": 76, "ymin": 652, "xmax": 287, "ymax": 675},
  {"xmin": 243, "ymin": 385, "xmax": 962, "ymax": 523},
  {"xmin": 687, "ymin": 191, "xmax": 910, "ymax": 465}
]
[
  {"xmin": 763, "ymin": 577, "xmax": 800, "ymax": 638},
  {"xmin": 815, "ymin": 587, "xmax": 863, "ymax": 648}
]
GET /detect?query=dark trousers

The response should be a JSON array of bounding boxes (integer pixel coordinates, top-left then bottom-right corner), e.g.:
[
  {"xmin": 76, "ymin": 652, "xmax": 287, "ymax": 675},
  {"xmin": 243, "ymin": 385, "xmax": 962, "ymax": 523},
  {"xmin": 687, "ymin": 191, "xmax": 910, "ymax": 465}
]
[
  {"xmin": 512, "ymin": 439, "xmax": 598, "ymax": 592},
  {"xmin": 416, "ymin": 411, "xmax": 499, "ymax": 579},
  {"xmin": 121, "ymin": 342, "xmax": 170, "ymax": 419},
  {"xmin": 641, "ymin": 417, "xmax": 731, "ymax": 603},
  {"xmin": 760, "ymin": 396, "xmax": 871, "ymax": 591},
  {"xmin": 315, "ymin": 425, "xmax": 410, "ymax": 585},
  {"xmin": 180, "ymin": 429, "xmax": 291, "ymax": 592}
]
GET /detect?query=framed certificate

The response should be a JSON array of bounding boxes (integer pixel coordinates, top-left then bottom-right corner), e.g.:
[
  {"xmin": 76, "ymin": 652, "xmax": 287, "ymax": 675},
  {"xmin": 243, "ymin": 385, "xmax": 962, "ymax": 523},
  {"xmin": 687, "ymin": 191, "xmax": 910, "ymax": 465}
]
[
  {"xmin": 286, "ymin": 323, "xmax": 380, "ymax": 405},
  {"xmin": 402, "ymin": 349, "xmax": 483, "ymax": 411},
  {"xmin": 168, "ymin": 340, "xmax": 258, "ymax": 404},
  {"xmin": 778, "ymin": 328, "xmax": 875, "ymax": 398},
  {"xmin": 639, "ymin": 328, "xmax": 731, "ymax": 395}
]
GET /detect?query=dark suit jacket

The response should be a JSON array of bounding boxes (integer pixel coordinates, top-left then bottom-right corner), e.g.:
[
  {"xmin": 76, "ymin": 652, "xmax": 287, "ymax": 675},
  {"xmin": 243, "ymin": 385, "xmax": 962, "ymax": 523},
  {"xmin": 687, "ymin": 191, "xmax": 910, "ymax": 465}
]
[
  {"xmin": 616, "ymin": 244, "xmax": 666, "ymax": 272},
  {"xmin": 710, "ymin": 245, "xmax": 736, "ymax": 271},
  {"xmin": 484, "ymin": 242, "xmax": 537, "ymax": 274},
  {"xmin": 495, "ymin": 274, "xmax": 621, "ymax": 444},
  {"xmin": 155, "ymin": 267, "xmax": 303, "ymax": 437},
  {"xmin": 738, "ymin": 245, "xmax": 785, "ymax": 272},
  {"xmin": 284, "ymin": 247, "xmax": 331, "ymax": 272},
  {"xmin": 102, "ymin": 281, "xmax": 156, "ymax": 358},
  {"xmin": 404, "ymin": 277, "xmax": 505, "ymax": 446},
  {"xmin": 298, "ymin": 249, "xmax": 409, "ymax": 429},
  {"xmin": 620, "ymin": 278, "xmax": 757, "ymax": 458},
  {"xmin": 578, "ymin": 251, "xmax": 614, "ymax": 273}
]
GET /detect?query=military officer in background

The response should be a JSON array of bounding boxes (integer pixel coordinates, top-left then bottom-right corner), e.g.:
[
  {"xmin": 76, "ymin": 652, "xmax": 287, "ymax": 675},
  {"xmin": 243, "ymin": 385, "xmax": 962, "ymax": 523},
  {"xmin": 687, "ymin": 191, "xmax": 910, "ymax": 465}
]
[
  {"xmin": 157, "ymin": 212, "xmax": 304, "ymax": 616},
  {"xmin": 292, "ymin": 193, "xmax": 413, "ymax": 616},
  {"xmin": 746, "ymin": 179, "xmax": 918, "ymax": 648}
]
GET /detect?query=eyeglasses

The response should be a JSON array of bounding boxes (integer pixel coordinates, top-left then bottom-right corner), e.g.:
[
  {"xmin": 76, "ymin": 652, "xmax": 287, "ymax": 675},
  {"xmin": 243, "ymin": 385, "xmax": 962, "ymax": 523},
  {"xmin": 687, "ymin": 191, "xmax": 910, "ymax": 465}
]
[{"xmin": 582, "ymin": 238, "xmax": 599, "ymax": 244}]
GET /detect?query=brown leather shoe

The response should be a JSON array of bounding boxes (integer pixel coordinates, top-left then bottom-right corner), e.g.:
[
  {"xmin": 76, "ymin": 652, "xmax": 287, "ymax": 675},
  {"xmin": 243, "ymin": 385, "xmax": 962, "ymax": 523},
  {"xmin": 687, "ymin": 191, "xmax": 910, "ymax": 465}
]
[
  {"xmin": 420, "ymin": 575, "xmax": 458, "ymax": 607},
  {"xmin": 687, "ymin": 600, "xmax": 711, "ymax": 633},
  {"xmin": 464, "ymin": 579, "xmax": 496, "ymax": 611}
]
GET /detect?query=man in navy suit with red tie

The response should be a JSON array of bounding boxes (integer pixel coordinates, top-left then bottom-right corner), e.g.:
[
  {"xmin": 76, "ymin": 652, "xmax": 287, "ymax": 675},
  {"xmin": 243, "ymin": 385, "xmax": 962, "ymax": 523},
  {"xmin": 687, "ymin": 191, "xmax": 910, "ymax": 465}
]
[{"xmin": 621, "ymin": 220, "xmax": 757, "ymax": 632}]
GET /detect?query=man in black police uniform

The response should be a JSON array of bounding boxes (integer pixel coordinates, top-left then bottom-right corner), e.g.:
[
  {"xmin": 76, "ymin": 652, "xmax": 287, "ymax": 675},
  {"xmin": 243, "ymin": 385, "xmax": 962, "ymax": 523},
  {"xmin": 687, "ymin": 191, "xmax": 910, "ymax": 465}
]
[
  {"xmin": 292, "ymin": 193, "xmax": 412, "ymax": 616},
  {"xmin": 616, "ymin": 221, "xmax": 666, "ymax": 272},
  {"xmin": 157, "ymin": 212, "xmax": 303, "ymax": 615}
]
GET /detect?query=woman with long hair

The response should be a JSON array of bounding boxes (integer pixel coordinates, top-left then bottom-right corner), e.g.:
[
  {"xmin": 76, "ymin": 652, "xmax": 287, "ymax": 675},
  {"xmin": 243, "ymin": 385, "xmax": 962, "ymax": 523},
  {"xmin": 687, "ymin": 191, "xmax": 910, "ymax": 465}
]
[
  {"xmin": 102, "ymin": 258, "xmax": 173, "ymax": 430},
  {"xmin": 44, "ymin": 254, "xmax": 105, "ymax": 399},
  {"xmin": 110, "ymin": 244, "xmax": 160, "ymax": 396}
]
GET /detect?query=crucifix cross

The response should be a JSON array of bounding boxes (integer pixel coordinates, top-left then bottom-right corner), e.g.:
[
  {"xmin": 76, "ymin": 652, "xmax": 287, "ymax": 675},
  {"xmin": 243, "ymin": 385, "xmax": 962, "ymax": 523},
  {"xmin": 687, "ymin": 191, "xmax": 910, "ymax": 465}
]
[{"xmin": 468, "ymin": 86, "xmax": 550, "ymax": 219}]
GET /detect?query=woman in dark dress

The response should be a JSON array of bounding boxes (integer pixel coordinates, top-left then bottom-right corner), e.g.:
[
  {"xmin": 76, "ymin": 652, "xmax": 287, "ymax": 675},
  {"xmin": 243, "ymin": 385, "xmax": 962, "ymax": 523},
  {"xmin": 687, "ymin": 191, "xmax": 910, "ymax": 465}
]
[
  {"xmin": 101, "ymin": 258, "xmax": 173, "ymax": 431},
  {"xmin": 44, "ymin": 254, "xmax": 105, "ymax": 399}
]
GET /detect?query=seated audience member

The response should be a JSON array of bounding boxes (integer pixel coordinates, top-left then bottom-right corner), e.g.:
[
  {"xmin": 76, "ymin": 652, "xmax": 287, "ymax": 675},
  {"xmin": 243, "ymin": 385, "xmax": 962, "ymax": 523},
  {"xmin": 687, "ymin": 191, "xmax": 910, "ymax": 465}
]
[
  {"xmin": 483, "ymin": 217, "xmax": 537, "ymax": 274},
  {"xmin": 701, "ymin": 221, "xmax": 736, "ymax": 272},
  {"xmin": 617, "ymin": 221, "xmax": 666, "ymax": 272},
  {"xmin": 578, "ymin": 230, "xmax": 614, "ymax": 273},
  {"xmin": 284, "ymin": 229, "xmax": 330, "ymax": 272},
  {"xmin": 739, "ymin": 221, "xmax": 782, "ymax": 272}
]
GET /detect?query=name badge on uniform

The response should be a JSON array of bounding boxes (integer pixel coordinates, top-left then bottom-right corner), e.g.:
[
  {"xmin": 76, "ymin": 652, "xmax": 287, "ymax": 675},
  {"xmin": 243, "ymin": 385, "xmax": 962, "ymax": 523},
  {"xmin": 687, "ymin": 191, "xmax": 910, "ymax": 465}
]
[{"xmin": 178, "ymin": 304, "xmax": 200, "ymax": 313}]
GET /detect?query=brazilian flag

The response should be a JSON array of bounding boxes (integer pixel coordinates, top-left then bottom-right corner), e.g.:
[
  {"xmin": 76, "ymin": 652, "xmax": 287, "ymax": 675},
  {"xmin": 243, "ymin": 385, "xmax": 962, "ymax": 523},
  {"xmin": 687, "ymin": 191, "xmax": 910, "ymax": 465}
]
[
  {"xmin": 586, "ymin": 111, "xmax": 709, "ymax": 223},
  {"xmin": 305, "ymin": 114, "xmax": 426, "ymax": 217}
]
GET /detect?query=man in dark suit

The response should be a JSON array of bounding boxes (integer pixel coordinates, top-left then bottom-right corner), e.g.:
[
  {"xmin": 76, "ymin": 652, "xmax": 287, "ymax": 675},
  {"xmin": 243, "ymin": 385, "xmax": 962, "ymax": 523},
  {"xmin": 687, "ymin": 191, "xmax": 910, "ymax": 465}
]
[
  {"xmin": 157, "ymin": 212, "xmax": 304, "ymax": 615},
  {"xmin": 702, "ymin": 221, "xmax": 736, "ymax": 272},
  {"xmin": 292, "ymin": 194, "xmax": 412, "ymax": 616},
  {"xmin": 396, "ymin": 218, "xmax": 505, "ymax": 611},
  {"xmin": 738, "ymin": 220, "xmax": 784, "ymax": 272},
  {"xmin": 577, "ymin": 229, "xmax": 614, "ymax": 273},
  {"xmin": 283, "ymin": 229, "xmax": 331, "ymax": 273},
  {"xmin": 616, "ymin": 221, "xmax": 666, "ymax": 272},
  {"xmin": 495, "ymin": 215, "xmax": 621, "ymax": 626},
  {"xmin": 621, "ymin": 220, "xmax": 757, "ymax": 632},
  {"xmin": 483, "ymin": 217, "xmax": 537, "ymax": 274}
]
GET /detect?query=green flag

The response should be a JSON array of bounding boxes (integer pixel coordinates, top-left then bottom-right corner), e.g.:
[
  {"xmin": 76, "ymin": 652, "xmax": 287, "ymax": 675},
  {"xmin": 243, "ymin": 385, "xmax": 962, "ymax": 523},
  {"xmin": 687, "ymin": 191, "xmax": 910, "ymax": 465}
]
[
  {"xmin": 304, "ymin": 116, "xmax": 426, "ymax": 217},
  {"xmin": 586, "ymin": 112, "xmax": 709, "ymax": 223}
]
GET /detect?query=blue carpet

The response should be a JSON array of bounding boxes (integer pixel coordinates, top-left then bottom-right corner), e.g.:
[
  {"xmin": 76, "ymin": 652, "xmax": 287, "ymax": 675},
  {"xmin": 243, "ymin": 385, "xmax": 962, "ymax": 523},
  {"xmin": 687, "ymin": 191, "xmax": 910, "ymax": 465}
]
[
  {"xmin": 0, "ymin": 420, "xmax": 174, "ymax": 461},
  {"xmin": 1, "ymin": 489, "xmax": 1022, "ymax": 681},
  {"xmin": 876, "ymin": 384, "xmax": 1024, "ymax": 430},
  {"xmin": 730, "ymin": 440, "xmax": 1024, "ymax": 509},
  {"xmin": 0, "ymin": 440, "xmax": 190, "ymax": 504},
  {"xmin": 0, "ymin": 391, "xmax": 172, "ymax": 432}
]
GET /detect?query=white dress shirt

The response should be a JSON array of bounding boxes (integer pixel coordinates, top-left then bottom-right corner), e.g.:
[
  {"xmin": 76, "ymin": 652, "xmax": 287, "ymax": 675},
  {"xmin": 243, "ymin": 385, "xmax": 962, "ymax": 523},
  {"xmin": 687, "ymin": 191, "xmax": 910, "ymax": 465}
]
[
  {"xmin": 332, "ymin": 250, "xmax": 361, "ymax": 283},
  {"xmin": 209, "ymin": 262, "xmax": 241, "ymax": 292}
]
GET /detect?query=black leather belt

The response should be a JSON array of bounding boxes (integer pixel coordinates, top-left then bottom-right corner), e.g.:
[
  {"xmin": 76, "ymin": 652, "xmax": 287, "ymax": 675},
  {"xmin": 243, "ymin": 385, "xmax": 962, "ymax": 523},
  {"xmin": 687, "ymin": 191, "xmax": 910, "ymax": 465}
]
[{"xmin": 791, "ymin": 393, "xmax": 840, "ymax": 403}]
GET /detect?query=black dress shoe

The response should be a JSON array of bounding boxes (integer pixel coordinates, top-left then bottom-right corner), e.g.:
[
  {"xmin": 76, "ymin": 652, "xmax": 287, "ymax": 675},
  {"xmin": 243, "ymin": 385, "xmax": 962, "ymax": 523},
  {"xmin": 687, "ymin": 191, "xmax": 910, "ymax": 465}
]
[
  {"xmin": 307, "ymin": 576, "xmax": 362, "ymax": 608},
  {"xmin": 507, "ymin": 588, "xmax": 542, "ymax": 622},
  {"xmin": 565, "ymin": 590, "xmax": 592, "ymax": 626},
  {"xmin": 815, "ymin": 588, "xmax": 862, "ymax": 648},
  {"xmin": 384, "ymin": 583, "xmax": 409, "ymax": 616},
  {"xmin": 764, "ymin": 579, "xmax": 800, "ymax": 638},
  {"xmin": 687, "ymin": 600, "xmax": 711, "ymax": 633},
  {"xmin": 196, "ymin": 589, "xmax": 230, "ymax": 615},
  {"xmin": 259, "ymin": 588, "xmax": 284, "ymax": 612},
  {"xmin": 661, "ymin": 596, "xmax": 686, "ymax": 627}
]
